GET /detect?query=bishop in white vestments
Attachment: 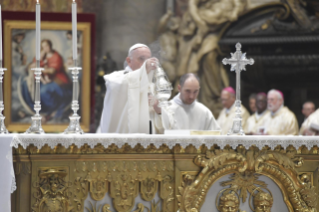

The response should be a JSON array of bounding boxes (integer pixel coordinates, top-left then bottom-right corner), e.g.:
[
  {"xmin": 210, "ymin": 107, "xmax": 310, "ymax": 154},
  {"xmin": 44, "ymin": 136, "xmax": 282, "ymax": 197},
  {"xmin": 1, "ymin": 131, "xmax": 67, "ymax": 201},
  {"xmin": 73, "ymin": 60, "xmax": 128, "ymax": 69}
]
[
  {"xmin": 160, "ymin": 74, "xmax": 220, "ymax": 130},
  {"xmin": 99, "ymin": 44, "xmax": 157, "ymax": 133},
  {"xmin": 217, "ymin": 87, "xmax": 250, "ymax": 135},
  {"xmin": 263, "ymin": 89, "xmax": 299, "ymax": 135},
  {"xmin": 244, "ymin": 92, "xmax": 270, "ymax": 134}
]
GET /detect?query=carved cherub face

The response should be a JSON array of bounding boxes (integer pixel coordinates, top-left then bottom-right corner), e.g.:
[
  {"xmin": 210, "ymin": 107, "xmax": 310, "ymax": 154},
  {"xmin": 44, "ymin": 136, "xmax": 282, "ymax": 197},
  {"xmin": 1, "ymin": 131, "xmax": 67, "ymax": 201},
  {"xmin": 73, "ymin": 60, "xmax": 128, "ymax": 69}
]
[
  {"xmin": 253, "ymin": 192, "xmax": 273, "ymax": 212},
  {"xmin": 220, "ymin": 200, "xmax": 238, "ymax": 212},
  {"xmin": 255, "ymin": 200, "xmax": 271, "ymax": 212},
  {"xmin": 218, "ymin": 193, "xmax": 239, "ymax": 212}
]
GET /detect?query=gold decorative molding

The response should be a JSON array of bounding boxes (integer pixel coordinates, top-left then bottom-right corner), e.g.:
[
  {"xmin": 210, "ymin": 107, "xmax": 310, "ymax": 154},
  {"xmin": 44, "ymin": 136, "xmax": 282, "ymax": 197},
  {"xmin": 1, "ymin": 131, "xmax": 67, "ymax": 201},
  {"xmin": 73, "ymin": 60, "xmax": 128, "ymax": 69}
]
[
  {"xmin": 31, "ymin": 168, "xmax": 72, "ymax": 212},
  {"xmin": 12, "ymin": 143, "xmax": 319, "ymax": 212},
  {"xmin": 27, "ymin": 160, "xmax": 175, "ymax": 212},
  {"xmin": 13, "ymin": 143, "xmax": 319, "ymax": 156},
  {"xmin": 177, "ymin": 147, "xmax": 317, "ymax": 212}
]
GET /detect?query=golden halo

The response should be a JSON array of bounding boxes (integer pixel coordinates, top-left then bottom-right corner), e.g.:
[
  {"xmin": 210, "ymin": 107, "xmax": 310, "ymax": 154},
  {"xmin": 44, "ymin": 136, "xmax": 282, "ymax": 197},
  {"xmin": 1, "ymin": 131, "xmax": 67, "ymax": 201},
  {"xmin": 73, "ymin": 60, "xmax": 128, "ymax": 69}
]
[
  {"xmin": 215, "ymin": 188, "xmax": 241, "ymax": 212},
  {"xmin": 248, "ymin": 187, "xmax": 273, "ymax": 211}
]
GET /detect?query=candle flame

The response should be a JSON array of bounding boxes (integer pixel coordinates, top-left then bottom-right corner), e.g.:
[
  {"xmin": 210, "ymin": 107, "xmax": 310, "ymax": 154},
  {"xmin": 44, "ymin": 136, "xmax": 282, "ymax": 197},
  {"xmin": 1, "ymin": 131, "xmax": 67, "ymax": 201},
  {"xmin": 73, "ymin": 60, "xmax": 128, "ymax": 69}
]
[
  {"xmin": 36, "ymin": 0, "xmax": 39, "ymax": 3},
  {"xmin": 73, "ymin": 0, "xmax": 76, "ymax": 2}
]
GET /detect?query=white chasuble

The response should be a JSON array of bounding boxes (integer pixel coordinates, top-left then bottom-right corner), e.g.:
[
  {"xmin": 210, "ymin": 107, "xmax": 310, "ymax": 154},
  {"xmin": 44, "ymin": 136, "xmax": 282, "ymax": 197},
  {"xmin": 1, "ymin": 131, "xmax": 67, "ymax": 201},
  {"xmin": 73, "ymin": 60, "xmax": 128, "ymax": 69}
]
[
  {"xmin": 217, "ymin": 104, "xmax": 250, "ymax": 135},
  {"xmin": 264, "ymin": 106, "xmax": 299, "ymax": 135},
  {"xmin": 160, "ymin": 94, "xmax": 220, "ymax": 130},
  {"xmin": 299, "ymin": 109, "xmax": 319, "ymax": 135},
  {"xmin": 100, "ymin": 64, "xmax": 151, "ymax": 133},
  {"xmin": 244, "ymin": 110, "xmax": 270, "ymax": 134}
]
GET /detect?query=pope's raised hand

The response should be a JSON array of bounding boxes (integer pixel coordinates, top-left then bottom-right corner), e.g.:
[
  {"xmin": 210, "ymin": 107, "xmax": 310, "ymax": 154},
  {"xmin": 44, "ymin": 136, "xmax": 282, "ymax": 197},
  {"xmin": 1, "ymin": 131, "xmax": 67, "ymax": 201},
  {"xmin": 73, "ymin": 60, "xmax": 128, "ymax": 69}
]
[{"xmin": 145, "ymin": 57, "xmax": 159, "ymax": 74}]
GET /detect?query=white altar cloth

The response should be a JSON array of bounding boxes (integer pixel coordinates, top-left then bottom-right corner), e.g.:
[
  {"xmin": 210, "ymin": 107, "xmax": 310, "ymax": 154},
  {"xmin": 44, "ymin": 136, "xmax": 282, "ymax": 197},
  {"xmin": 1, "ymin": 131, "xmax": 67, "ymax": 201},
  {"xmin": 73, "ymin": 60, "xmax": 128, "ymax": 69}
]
[
  {"xmin": 0, "ymin": 134, "xmax": 16, "ymax": 212},
  {"xmin": 10, "ymin": 133, "xmax": 319, "ymax": 150}
]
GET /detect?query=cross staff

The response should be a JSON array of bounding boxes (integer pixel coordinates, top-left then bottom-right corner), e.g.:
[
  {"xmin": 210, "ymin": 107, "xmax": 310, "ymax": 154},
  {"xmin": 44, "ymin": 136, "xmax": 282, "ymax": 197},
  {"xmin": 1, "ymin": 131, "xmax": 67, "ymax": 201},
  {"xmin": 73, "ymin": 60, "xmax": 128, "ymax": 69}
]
[{"xmin": 222, "ymin": 43, "xmax": 254, "ymax": 135}]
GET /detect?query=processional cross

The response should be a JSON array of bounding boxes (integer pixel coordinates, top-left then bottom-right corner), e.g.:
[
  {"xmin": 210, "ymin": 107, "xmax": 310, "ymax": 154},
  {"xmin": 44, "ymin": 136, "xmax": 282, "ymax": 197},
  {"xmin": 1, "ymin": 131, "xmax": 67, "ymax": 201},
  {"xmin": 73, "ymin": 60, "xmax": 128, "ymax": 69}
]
[{"xmin": 222, "ymin": 43, "xmax": 254, "ymax": 135}]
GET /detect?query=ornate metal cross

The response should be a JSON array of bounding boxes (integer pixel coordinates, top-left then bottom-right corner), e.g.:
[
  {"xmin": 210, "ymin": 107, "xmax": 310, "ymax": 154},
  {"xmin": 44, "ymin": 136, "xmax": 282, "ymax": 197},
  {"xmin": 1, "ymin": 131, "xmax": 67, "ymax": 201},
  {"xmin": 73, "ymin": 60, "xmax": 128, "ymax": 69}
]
[{"xmin": 222, "ymin": 43, "xmax": 254, "ymax": 135}]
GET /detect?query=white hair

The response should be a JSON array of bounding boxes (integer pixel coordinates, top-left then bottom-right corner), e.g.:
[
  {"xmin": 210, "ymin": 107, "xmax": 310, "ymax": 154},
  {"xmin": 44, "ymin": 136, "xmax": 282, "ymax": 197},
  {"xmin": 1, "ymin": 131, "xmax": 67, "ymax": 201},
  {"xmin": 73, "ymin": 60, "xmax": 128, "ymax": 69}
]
[{"xmin": 268, "ymin": 89, "xmax": 282, "ymax": 99}]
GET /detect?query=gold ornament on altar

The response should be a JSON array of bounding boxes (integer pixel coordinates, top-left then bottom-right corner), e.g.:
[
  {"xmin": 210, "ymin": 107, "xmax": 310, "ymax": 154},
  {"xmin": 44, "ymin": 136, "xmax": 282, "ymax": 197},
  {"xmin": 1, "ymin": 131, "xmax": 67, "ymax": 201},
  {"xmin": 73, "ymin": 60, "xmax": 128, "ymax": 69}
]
[
  {"xmin": 32, "ymin": 168, "xmax": 72, "ymax": 212},
  {"xmin": 216, "ymin": 189, "xmax": 241, "ymax": 212},
  {"xmin": 177, "ymin": 148, "xmax": 317, "ymax": 212},
  {"xmin": 249, "ymin": 188, "xmax": 273, "ymax": 212},
  {"xmin": 220, "ymin": 171, "xmax": 267, "ymax": 203}
]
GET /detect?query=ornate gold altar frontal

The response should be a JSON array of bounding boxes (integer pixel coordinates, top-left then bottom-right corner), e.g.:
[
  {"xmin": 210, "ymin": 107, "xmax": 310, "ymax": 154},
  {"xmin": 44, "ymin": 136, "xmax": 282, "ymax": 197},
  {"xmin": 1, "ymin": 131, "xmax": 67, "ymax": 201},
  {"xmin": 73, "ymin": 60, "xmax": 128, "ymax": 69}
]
[{"xmin": 11, "ymin": 135, "xmax": 319, "ymax": 212}]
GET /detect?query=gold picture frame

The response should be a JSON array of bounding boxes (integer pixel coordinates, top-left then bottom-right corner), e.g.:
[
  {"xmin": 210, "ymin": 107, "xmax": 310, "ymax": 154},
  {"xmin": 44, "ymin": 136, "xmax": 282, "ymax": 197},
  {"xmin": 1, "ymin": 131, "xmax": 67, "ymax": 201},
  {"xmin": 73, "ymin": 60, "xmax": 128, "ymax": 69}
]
[{"xmin": 3, "ymin": 20, "xmax": 91, "ymax": 132}]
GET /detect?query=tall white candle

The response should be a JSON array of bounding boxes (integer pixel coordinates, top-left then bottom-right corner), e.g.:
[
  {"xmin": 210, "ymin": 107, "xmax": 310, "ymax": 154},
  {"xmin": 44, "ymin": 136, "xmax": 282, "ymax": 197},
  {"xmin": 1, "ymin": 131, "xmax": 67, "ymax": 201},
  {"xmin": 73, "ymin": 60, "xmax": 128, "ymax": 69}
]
[
  {"xmin": 36, "ymin": 0, "xmax": 40, "ymax": 61},
  {"xmin": 72, "ymin": 0, "xmax": 77, "ymax": 61}
]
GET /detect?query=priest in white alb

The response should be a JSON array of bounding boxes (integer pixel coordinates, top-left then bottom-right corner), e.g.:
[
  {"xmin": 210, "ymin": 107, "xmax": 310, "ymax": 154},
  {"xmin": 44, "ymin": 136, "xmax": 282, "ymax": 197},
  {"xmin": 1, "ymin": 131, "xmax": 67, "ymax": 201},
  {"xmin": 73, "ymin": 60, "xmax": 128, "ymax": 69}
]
[
  {"xmin": 217, "ymin": 87, "xmax": 250, "ymax": 135},
  {"xmin": 244, "ymin": 92, "xmax": 270, "ymax": 134},
  {"xmin": 158, "ymin": 73, "xmax": 220, "ymax": 131},
  {"xmin": 263, "ymin": 89, "xmax": 299, "ymax": 135},
  {"xmin": 99, "ymin": 44, "xmax": 158, "ymax": 133}
]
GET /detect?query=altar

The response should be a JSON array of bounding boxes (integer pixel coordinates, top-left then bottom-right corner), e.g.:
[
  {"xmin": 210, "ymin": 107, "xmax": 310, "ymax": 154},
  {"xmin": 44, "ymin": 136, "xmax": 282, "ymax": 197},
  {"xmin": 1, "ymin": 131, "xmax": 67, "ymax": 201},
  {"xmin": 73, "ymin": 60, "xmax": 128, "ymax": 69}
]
[{"xmin": 8, "ymin": 134, "xmax": 319, "ymax": 212}]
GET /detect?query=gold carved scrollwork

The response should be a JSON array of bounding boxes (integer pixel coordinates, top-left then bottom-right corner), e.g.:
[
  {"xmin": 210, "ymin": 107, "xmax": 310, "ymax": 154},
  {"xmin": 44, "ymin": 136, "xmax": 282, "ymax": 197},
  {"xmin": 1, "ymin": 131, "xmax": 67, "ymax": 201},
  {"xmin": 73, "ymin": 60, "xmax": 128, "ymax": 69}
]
[
  {"xmin": 31, "ymin": 161, "xmax": 174, "ymax": 212},
  {"xmin": 73, "ymin": 176, "xmax": 88, "ymax": 211},
  {"xmin": 86, "ymin": 172, "xmax": 108, "ymax": 201},
  {"xmin": 177, "ymin": 148, "xmax": 317, "ymax": 212},
  {"xmin": 160, "ymin": 175, "xmax": 175, "ymax": 212},
  {"xmin": 221, "ymin": 171, "xmax": 267, "ymax": 202},
  {"xmin": 85, "ymin": 201, "xmax": 112, "ymax": 212},
  {"xmin": 140, "ymin": 177, "xmax": 158, "ymax": 201},
  {"xmin": 110, "ymin": 174, "xmax": 138, "ymax": 212},
  {"xmin": 299, "ymin": 173, "xmax": 318, "ymax": 210},
  {"xmin": 32, "ymin": 168, "xmax": 72, "ymax": 212}
]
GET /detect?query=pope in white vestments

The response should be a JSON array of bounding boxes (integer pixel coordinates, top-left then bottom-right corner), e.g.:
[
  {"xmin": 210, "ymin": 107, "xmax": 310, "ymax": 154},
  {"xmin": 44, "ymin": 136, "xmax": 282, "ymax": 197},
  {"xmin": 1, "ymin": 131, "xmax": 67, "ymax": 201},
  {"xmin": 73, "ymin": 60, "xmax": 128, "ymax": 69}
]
[
  {"xmin": 217, "ymin": 87, "xmax": 250, "ymax": 135},
  {"xmin": 244, "ymin": 93, "xmax": 270, "ymax": 134},
  {"xmin": 99, "ymin": 44, "xmax": 158, "ymax": 133},
  {"xmin": 263, "ymin": 89, "xmax": 299, "ymax": 135},
  {"xmin": 160, "ymin": 74, "xmax": 220, "ymax": 130}
]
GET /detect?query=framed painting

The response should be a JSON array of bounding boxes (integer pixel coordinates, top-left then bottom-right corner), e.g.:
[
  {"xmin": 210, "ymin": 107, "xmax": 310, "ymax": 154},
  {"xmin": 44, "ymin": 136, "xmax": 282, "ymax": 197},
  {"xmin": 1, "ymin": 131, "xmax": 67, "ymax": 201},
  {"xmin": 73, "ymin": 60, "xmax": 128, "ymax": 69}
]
[{"xmin": 3, "ymin": 12, "xmax": 94, "ymax": 132}]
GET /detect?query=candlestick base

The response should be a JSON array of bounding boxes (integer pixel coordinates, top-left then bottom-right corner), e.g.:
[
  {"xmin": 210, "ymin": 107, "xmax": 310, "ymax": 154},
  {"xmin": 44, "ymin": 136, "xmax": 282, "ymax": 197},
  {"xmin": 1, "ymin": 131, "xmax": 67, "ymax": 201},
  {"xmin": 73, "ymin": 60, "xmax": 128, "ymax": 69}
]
[
  {"xmin": 0, "ymin": 116, "xmax": 8, "ymax": 134},
  {"xmin": 227, "ymin": 100, "xmax": 245, "ymax": 136},
  {"xmin": 64, "ymin": 114, "xmax": 83, "ymax": 134},
  {"xmin": 25, "ymin": 114, "xmax": 45, "ymax": 134}
]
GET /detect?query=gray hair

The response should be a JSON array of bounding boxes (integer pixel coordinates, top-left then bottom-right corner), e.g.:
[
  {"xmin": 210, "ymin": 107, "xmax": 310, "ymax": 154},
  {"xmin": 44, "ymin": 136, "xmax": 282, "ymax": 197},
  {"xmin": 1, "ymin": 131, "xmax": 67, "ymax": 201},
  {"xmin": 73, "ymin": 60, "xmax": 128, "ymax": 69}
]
[{"xmin": 179, "ymin": 73, "xmax": 200, "ymax": 87}]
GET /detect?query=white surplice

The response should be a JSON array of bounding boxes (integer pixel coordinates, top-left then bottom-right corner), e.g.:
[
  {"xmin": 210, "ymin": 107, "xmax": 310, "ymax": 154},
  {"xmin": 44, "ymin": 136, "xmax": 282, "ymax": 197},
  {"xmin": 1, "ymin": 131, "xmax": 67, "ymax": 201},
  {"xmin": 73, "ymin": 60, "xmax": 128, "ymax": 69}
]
[
  {"xmin": 100, "ymin": 64, "xmax": 152, "ymax": 133},
  {"xmin": 160, "ymin": 93, "xmax": 220, "ymax": 130}
]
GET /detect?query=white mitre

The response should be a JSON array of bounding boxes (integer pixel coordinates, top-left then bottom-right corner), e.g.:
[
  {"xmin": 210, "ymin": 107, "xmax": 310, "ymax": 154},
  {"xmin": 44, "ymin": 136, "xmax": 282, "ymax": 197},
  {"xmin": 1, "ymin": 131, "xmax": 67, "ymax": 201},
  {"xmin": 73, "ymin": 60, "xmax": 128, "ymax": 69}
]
[{"xmin": 128, "ymin": 43, "xmax": 150, "ymax": 55}]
